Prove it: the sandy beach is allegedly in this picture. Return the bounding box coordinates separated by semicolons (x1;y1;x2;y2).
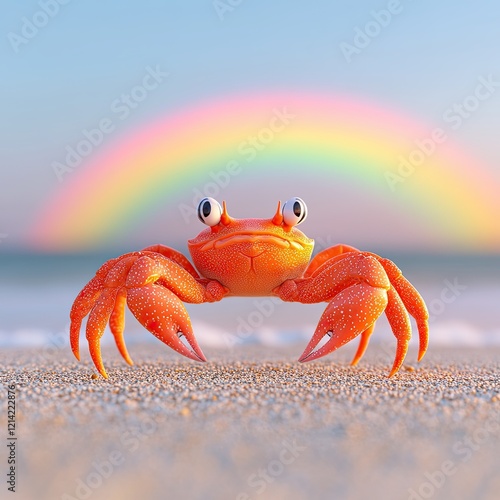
1;344;499;500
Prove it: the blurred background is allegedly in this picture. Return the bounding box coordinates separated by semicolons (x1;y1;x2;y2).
1;0;499;349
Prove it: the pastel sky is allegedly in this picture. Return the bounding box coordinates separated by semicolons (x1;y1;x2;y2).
1;0;499;254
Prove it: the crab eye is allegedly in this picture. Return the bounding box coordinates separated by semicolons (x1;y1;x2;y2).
197;197;222;226
282;197;307;226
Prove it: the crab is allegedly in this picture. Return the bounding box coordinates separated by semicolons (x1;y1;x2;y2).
70;197;429;379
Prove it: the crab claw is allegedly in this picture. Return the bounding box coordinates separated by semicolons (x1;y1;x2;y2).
299;283;388;363
127;284;207;363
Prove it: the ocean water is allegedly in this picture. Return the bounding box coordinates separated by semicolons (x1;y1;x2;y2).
0;252;499;350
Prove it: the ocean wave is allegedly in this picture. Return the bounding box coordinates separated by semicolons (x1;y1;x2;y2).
0;320;499;348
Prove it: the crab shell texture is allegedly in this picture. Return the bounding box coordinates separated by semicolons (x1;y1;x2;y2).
188;214;314;296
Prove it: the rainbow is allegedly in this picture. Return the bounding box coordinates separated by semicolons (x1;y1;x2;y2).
29;91;500;252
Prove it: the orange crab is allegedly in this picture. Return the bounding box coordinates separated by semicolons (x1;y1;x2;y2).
70;197;429;379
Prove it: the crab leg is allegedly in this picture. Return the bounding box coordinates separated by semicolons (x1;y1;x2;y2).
377;258;429;361
70;279;101;361
350;323;375;366
392;276;429;361
109;287;133;366
70;257;120;360
86;288;119;378
142;244;200;278
303;244;359;278
384;286;412;377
